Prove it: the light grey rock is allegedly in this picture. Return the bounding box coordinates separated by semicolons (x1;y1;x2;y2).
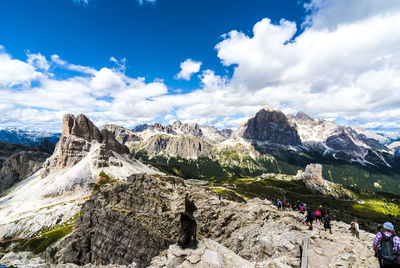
137;134;214;159
0;150;48;193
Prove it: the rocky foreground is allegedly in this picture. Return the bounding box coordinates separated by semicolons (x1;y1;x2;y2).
0;173;379;268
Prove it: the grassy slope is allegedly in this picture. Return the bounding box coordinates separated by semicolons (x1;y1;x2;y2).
0;213;80;254
133;147;400;196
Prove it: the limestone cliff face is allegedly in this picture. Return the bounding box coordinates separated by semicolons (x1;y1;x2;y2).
101;125;141;148
0;142;48;194
296;163;325;187
137;135;214;159
0;150;48;193
62;114;102;142
238;107;302;146
45;114;129;170
172;121;203;138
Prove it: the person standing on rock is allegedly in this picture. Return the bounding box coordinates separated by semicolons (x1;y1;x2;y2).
323;211;332;234
315;209;322;224
277;200;282;211
373;222;400;268
350;219;360;239
305;208;315;230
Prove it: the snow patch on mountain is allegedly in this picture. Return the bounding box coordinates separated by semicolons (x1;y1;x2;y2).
0;142;161;238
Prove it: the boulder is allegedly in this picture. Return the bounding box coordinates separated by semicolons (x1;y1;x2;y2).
149;239;255;268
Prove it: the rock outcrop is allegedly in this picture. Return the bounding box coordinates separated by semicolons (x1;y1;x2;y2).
295;163;325;186
46;173;375;267
62;114;102;142
0;150;48;193
0;141;48;194
102;124;141;148
238;107;302;146
0;251;137;268
45;114;129;170
135;135;214;159
149;239;255;268
172;121;203;138
295;164;356;200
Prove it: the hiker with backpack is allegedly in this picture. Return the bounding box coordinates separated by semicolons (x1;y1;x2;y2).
305;208;315;230
300;205;305;214
315;209;322;224
277;200;282;211
373;222;400;268
350;218;360;239
323;211;333;234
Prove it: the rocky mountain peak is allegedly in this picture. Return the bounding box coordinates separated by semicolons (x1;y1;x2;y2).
48;114;128;169
62;113;102;142
172;120;182;127
263;105;277;112
240;107;302;146
172;121;203;138
295;111;314;122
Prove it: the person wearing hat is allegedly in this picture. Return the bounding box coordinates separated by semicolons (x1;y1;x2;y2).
373;222;400;267
349;218;360;239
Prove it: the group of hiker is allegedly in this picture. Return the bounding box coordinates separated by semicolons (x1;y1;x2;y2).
274;200;333;233
274;199;307;213
304;205;333;234
272;199;400;267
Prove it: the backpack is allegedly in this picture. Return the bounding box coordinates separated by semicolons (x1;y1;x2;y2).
377;232;399;265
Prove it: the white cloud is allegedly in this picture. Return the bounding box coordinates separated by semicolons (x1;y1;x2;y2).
27;52;50;72
2;0;400;131
175;59;202;81
51;54;97;75
0;52;42;88
303;0;400;30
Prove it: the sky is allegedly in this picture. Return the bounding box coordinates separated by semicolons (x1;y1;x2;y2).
0;0;400;132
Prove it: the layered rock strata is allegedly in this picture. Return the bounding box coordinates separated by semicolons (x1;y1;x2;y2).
238;107;302;146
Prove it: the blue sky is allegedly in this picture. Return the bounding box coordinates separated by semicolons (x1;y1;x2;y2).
0;0;307;91
0;0;400;131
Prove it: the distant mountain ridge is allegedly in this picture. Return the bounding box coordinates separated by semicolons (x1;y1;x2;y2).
126;107;398;167
0;128;60;147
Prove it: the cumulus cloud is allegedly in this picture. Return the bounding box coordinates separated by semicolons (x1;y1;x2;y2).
0;51;42;88
211;9;400;129
2;0;400;131
175;59;202;81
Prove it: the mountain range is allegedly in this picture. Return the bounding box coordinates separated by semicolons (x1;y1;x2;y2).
0;109;397;267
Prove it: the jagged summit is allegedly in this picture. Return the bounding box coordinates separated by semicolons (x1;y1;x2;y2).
54;114;128;169
62;114;102;142
263;105;277;112
294;111;315;122
239;107;302;146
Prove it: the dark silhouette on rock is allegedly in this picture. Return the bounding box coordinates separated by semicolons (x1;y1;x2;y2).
178;193;198;248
